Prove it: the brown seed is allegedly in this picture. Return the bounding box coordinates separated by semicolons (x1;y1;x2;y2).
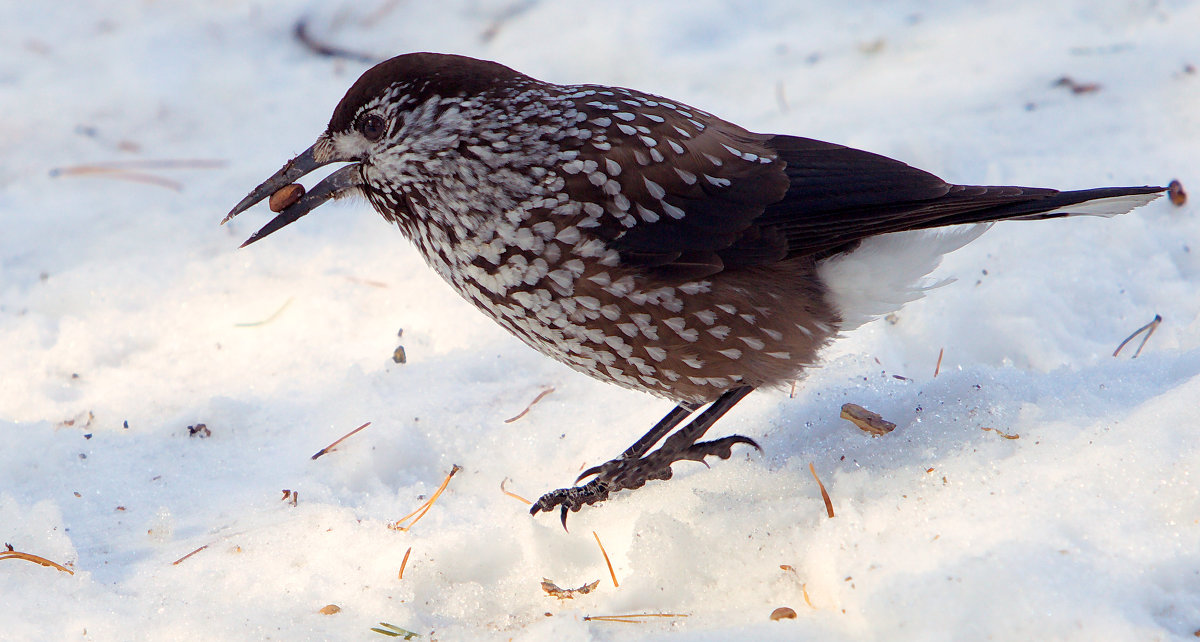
318;604;341;615
1168;179;1187;206
269;183;305;212
770;606;797;621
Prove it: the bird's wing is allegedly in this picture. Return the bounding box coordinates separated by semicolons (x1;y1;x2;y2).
561;91;1157;280
559;87;790;280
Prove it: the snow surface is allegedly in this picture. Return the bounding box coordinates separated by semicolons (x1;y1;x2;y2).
2;1;1199;640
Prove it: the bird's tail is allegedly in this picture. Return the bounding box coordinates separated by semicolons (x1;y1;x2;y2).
902;184;1166;230
940;186;1165;224
817;185;1166;331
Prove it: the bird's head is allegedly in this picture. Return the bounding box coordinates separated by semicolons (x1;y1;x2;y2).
222;53;525;246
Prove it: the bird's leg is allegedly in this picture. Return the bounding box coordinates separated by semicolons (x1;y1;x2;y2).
575;401;701;482
531;386;758;528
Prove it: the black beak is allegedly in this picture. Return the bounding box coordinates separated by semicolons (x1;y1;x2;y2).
222;144;364;247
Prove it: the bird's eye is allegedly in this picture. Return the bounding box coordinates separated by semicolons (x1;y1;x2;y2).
358;114;386;141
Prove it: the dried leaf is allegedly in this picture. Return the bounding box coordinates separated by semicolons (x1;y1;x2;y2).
541;578;600;599
981;427;1019;440
840;403;895;435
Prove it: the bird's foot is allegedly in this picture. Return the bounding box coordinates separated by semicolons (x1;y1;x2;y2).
530;434;760;529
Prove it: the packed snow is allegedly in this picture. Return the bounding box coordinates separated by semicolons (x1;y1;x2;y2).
2;1;1198;640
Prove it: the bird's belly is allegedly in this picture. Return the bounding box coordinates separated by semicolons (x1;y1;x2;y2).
444;257;841;403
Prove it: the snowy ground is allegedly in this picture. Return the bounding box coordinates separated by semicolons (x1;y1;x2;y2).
2;1;1199;640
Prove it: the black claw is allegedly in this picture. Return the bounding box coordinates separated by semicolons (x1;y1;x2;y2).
575;463;606;484
530;387;757;525
681;435;761;463
530;433;762;526
530;478;615;529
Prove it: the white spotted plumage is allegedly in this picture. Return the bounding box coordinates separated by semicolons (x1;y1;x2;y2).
310;55;852;403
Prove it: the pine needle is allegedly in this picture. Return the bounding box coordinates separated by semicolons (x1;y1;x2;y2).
0;549;74;574
389;465;462;531
809;462;834;518
503;386;555;423
369;622;420;638
397;546;412;580
583;613;689;623
593;531;618;588
500;478;532;505
234;297;294;328
1113;314;1162;358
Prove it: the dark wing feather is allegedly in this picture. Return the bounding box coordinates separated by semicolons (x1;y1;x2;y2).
555;85;790;279
559;90;1160;277
763;135;1162;259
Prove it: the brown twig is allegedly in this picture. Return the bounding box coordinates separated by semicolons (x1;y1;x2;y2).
398;546;412;580
500;478;532;505
344;275;389;288
312;421;371;460
1113;314;1162;358
55;159;226;171
504;387;555;423
389;465;462;531
1054;76;1101;94
0;549;74;574
52;167;183;191
50;159;227;192
934;347;944;377
293;17;377;64
361;0;403;25
171;544;209;566
809;462;834;518
593;531;619;588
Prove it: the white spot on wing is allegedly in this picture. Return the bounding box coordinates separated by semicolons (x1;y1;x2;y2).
644;178;666;199
739;336;765;350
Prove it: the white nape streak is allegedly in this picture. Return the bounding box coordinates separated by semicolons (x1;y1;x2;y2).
818;225;989;331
